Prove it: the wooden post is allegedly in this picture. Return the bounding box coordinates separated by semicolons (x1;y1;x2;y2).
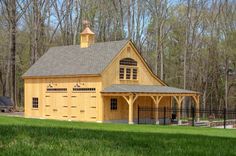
155;106;159;125
177;101;181;125
151;96;163;125
192;95;200;122
128;101;134;124
174;96;184;125
123;94;138;124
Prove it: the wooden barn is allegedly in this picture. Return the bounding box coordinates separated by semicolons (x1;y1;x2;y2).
23;25;200;124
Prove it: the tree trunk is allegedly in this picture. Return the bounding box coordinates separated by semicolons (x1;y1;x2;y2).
31;0;39;65
10;0;17;109
127;0;131;39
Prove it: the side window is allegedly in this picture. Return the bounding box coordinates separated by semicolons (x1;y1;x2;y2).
132;68;137;79
119;67;124;79
110;98;117;110
32;97;39;108
126;68;131;79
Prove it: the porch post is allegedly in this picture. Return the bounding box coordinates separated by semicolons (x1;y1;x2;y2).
174;96;184;125
124;94;138;124
128;101;134;124
151;96;163;125
155;102;159;125
177;101;181;125
193;95;200;122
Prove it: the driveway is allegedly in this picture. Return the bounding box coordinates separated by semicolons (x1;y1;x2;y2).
0;111;24;117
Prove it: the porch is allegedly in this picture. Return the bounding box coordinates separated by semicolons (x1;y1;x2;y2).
101;84;200;124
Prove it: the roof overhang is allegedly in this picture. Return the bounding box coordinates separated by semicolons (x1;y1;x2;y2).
22;74;101;79
101;84;201;96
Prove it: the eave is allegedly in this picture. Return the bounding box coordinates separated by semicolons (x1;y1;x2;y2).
22;74;101;79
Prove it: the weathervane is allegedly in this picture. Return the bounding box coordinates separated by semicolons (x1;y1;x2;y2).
82;20;90;27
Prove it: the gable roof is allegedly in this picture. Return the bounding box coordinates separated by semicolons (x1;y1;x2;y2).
100;41;167;86
101;84;199;94
23;40;129;77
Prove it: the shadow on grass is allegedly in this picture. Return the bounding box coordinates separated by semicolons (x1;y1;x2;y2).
0;125;235;156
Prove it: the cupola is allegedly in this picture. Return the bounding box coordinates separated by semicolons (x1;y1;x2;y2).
80;20;95;48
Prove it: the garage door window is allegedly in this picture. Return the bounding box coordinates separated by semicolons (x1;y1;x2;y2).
47;88;67;92
32;97;38;108
73;88;96;92
110;98;117;110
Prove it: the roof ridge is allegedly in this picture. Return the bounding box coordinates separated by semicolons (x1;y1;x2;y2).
47;39;129;49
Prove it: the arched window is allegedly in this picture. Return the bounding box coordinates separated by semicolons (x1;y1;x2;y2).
119;58;138;80
120;58;137;66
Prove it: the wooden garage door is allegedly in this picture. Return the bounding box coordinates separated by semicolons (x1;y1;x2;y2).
44;93;69;120
70;93;97;121
55;93;69;119
85;94;97;121
70;95;84;120
44;95;53;119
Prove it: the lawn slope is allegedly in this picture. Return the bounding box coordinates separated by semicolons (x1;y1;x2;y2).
0;116;235;156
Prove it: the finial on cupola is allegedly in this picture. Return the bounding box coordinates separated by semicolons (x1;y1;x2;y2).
80;20;95;48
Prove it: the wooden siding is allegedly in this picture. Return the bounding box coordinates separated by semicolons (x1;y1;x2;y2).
24;76;102;121
24;41;172;123
101;42;164;89
103;96;171;122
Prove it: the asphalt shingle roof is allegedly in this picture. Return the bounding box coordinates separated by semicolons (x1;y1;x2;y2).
23;40;129;77
101;84;198;94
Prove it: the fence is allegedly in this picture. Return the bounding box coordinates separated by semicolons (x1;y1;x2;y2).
137;106;236;129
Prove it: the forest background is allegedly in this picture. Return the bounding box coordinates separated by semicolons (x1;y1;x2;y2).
0;0;235;111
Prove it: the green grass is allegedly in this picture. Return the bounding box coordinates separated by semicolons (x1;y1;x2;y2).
0;116;235;156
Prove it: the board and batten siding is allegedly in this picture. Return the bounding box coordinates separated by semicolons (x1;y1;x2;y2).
101;42;164;89
103;96;171;123
24;76;103;121
24;41;170;123
100;41;169;122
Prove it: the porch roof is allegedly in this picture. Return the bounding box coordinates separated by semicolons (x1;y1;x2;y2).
101;84;199;95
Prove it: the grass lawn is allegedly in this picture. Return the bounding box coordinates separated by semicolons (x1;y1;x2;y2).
0;116;235;156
